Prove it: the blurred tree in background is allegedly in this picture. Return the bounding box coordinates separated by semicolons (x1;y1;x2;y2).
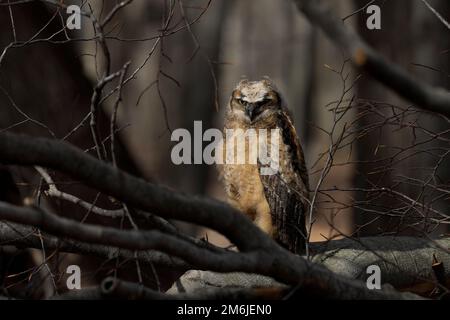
0;0;449;300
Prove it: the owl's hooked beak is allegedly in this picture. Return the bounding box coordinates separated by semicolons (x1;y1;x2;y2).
245;104;258;122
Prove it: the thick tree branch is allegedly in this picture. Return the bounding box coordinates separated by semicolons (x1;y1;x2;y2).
310;236;450;292
4;218;447;293
0;132;429;299
0;221;190;270
0;202;259;273
0;132;271;253
52;277;287;300
292;0;450;116
0;201;423;299
171;237;450;296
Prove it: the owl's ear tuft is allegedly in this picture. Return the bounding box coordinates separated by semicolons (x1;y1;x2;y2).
261;78;279;93
237;78;249;87
261;76;274;85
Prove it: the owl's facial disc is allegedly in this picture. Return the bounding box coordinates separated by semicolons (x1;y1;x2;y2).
237;95;278;122
244;98;271;122
231;80;281;123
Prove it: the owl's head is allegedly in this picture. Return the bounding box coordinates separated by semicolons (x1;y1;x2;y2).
229;79;283;124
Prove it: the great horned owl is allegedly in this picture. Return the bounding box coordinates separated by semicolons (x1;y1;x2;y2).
221;79;309;254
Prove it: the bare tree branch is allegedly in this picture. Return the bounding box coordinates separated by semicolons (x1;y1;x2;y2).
0;127;440;299
420;0;450;30
0;221;190;269
3;218;448;294
52;277;287;300
0;131;271;252
34;166;125;218
292;0;450;116
0;201;255;273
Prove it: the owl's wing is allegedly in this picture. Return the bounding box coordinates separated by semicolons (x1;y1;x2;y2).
259;169;308;254
258;112;309;254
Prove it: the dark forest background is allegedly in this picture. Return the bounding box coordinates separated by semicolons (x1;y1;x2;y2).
0;0;449;298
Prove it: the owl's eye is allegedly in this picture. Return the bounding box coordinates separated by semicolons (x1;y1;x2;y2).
262;98;272;105
237;98;246;105
257;98;272;107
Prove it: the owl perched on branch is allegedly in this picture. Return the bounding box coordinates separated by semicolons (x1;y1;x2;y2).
221;79;310;254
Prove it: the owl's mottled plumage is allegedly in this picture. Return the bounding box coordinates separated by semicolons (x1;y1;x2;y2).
221;79;309;254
